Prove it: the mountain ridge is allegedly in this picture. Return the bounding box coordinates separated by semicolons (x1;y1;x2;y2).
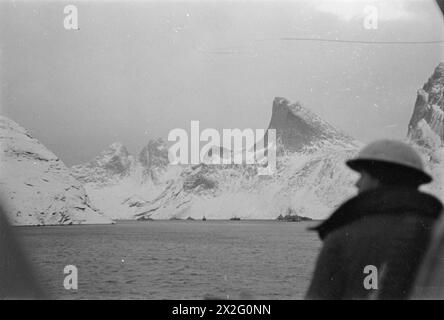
407;62;444;201
267;97;357;152
70;97;360;220
3;63;442;224
408;62;444;149
0;116;113;226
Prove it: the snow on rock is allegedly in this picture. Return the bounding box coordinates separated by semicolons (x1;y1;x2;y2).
407;63;444;201
72;97;360;220
141;144;359;221
71;138;174;220
266;97;356;152
71;142;133;185
138;138;170;183
132;99;360;221
408;63;444;148
0;116;113;225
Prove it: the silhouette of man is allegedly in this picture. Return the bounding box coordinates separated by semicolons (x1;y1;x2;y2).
306;140;443;299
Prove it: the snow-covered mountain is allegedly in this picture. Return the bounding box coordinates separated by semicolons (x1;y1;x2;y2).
0;116;113;226
70;138;178;219
3;64;441;225
267;97;356;151
72;97;360;220
408;63;444;200
130;98;359;220
70;63;444;221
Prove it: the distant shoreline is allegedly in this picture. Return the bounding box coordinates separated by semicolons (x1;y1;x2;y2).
12;218;324;227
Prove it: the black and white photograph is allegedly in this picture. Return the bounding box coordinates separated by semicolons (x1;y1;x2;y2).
0;0;443;307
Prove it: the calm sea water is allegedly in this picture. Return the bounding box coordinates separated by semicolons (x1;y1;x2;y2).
15;220;321;300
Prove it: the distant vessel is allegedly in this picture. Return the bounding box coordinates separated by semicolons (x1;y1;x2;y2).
202;216;207;221
230;217;241;221
276;213;312;222
139;216;154;221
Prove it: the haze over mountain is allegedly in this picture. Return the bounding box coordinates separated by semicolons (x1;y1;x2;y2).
71;96;360;220
1;1;442;166
70;63;444;221
0;64;442;224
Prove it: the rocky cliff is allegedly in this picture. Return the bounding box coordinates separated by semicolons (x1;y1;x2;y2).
408;63;444;200
0;116;112;225
71;97;359;220
408;63;444;148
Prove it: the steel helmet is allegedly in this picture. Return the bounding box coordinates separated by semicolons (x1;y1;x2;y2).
346;139;432;184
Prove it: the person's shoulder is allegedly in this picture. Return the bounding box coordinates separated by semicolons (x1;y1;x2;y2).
322;225;351;248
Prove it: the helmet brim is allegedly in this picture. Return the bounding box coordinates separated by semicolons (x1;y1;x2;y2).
346;158;432;185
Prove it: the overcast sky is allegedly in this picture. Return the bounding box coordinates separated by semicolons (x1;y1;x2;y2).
0;0;443;165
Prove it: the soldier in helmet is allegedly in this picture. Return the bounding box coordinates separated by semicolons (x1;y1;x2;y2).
305;140;443;300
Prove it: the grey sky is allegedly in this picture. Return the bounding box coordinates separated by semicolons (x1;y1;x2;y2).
0;0;443;165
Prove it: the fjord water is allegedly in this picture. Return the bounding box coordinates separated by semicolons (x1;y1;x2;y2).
16;220;321;299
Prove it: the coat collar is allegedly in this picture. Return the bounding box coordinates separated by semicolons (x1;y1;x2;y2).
310;187;443;240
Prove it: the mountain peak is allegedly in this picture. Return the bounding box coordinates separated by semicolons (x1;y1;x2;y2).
108;142;128;153
95;142;132;173
138;138;169;182
71;142;132;183
267;97;355;151
0;115;111;225
0;116;59;162
138;138;169;169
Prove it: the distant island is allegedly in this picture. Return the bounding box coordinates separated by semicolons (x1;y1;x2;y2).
276;210;313;222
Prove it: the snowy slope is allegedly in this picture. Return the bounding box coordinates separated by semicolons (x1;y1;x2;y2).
133;143;358;221
408;63;444;147
71;139;176;219
72;97;360;220
408;63;444;201
267;97;356;151
0;116;113;226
